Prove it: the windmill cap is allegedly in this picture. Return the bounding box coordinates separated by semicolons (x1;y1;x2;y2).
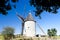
25;12;34;21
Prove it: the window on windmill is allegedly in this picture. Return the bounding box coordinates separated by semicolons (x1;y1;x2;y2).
28;27;29;28
25;30;26;32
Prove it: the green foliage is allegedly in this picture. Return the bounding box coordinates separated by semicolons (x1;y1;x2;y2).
0;0;60;17
2;26;15;40
47;28;57;37
0;0;18;15
30;0;60;17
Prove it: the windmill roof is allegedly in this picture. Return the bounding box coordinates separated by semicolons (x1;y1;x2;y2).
25;12;34;21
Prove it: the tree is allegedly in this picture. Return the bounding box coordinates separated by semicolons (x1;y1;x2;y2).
47;28;57;37
0;0;18;15
2;27;15;40
30;0;60;18
51;28;57;36
47;29;52;37
1;0;60;16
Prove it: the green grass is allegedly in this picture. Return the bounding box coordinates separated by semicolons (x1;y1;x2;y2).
0;35;4;40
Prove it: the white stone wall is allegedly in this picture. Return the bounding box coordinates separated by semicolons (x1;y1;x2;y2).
23;21;35;37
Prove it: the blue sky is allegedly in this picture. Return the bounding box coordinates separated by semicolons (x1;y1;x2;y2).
0;0;60;35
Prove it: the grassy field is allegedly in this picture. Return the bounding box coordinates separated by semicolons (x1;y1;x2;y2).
12;36;60;40
0;35;4;40
0;35;60;40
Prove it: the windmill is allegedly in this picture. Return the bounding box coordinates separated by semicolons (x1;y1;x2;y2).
15;0;45;37
16;12;46;37
16;1;45;36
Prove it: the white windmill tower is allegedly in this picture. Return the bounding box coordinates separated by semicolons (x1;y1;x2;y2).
23;12;36;37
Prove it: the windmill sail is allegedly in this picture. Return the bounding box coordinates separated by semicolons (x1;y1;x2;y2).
16;13;24;35
16;13;24;22
36;22;46;35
